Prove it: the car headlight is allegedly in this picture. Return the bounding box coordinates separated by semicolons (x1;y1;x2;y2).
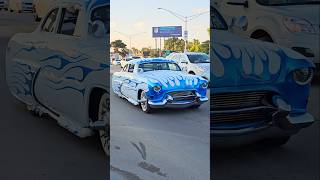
153;85;161;92
283;16;316;34
201;82;208;89
293;68;314;85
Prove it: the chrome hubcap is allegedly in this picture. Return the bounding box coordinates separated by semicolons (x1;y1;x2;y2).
140;91;148;111
98;93;110;155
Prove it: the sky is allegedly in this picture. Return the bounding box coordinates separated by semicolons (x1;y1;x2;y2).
111;0;210;50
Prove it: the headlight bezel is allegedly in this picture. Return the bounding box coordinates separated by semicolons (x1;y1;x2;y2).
153;85;162;92
292;68;314;86
283;16;316;34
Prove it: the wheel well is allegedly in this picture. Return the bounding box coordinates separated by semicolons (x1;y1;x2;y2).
250;30;273;42
189;71;195;75
88;88;106;122
138;89;143;100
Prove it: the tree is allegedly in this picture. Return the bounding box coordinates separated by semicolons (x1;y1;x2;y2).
199;40;210;54
164;38;185;52
187;39;201;52
111;40;127;53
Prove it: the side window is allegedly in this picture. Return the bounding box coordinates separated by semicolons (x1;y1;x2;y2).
58;7;79;36
122;65;128;72
128;64;135;73
42;8;59;32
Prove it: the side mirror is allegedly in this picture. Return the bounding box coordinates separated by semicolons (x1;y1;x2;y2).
230;16;248;31
138;68;144;73
90;20;106;38
181;61;188;64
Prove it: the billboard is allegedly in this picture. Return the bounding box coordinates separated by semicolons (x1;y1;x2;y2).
152;26;182;37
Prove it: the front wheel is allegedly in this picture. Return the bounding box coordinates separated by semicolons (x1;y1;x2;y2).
98;93;110;155
140;90;152;113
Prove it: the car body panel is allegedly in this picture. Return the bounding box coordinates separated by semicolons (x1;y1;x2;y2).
210;5;315;142
6;0;110;137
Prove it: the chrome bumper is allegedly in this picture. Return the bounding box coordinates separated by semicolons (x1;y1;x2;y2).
148;92;208;108
211;112;314;146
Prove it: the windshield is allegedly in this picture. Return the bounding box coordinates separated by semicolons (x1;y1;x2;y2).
187;54;210;63
256;0;320;5
139;62;181;72
210;6;228;30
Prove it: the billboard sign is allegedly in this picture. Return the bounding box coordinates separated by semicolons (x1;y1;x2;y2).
152;26;182;37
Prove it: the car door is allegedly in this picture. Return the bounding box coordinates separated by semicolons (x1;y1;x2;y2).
34;5;88;123
179;54;189;72
120;63;137;100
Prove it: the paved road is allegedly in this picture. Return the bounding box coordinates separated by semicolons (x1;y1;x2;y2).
211;84;319;180
0;11;108;180
110;65;210;179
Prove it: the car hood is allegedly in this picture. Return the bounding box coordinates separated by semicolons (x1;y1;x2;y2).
139;70;205;89
110;126;209;180
194;62;210;72
269;5;320;25
211;30;314;88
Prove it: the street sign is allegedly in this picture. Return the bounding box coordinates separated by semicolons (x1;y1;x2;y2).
152;26;182;37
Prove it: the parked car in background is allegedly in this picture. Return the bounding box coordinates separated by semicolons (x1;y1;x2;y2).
120;56;141;68
112;58;208;113
33;0;57;21
211;5;315;147
9;0;34;12
0;0;9;10
6;0;110;155
167;52;210;81
214;0;320;72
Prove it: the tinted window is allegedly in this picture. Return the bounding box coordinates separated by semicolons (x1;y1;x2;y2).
211;6;228;30
139;62;181;72
128;64;135;73
42;8;59;32
58;8;79;36
187;54;210;63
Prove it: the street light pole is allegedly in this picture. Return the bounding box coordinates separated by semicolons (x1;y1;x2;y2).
157;8;209;52
114;30;146;50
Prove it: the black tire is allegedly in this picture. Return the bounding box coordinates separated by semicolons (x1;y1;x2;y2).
140;90;152;113
259;136;290;147
98;93;110;156
189;71;196;75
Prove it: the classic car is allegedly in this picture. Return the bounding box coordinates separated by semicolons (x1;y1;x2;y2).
214;0;320;73
112;58;209;113
6;0;110;154
167;52;210;81
210;4;315;146
9;0;34;12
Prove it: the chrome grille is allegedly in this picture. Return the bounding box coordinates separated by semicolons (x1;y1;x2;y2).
211;110;267;123
211;91;272;110
168;91;196;102
169;91;195;97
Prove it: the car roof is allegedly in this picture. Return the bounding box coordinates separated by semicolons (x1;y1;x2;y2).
128;58;175;65
168;52;208;56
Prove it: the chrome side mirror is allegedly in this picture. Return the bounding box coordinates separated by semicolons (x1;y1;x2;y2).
231;16;248;31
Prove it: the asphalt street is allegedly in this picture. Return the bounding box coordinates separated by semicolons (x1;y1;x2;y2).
110;65;210;179
0;11;108;180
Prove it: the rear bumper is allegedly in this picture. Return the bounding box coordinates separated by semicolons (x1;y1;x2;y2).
149;92;208;108
211;112;314;147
